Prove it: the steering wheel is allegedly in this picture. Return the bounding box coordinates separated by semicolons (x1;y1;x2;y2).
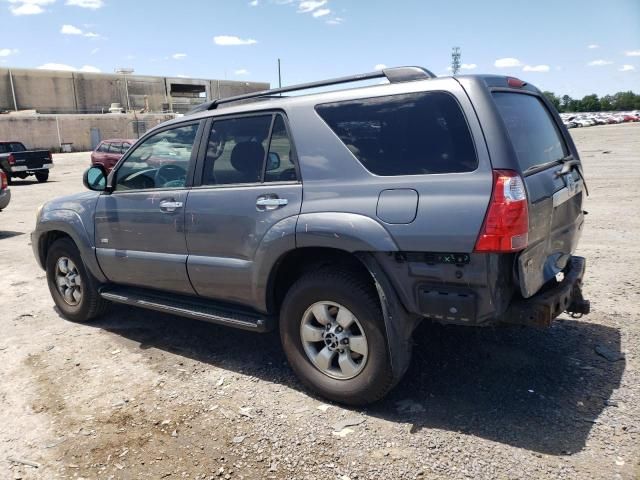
155;164;187;187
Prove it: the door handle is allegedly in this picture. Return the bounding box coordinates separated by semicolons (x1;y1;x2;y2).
256;196;288;210
159;200;183;213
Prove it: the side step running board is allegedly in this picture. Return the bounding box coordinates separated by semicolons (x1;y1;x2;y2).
99;286;274;333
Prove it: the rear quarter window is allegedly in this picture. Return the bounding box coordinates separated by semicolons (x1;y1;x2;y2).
315;91;477;176
493;92;568;172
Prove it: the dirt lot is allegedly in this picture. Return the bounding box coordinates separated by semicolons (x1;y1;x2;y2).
1;123;639;480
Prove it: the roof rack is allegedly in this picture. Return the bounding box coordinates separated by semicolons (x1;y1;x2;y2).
187;66;436;115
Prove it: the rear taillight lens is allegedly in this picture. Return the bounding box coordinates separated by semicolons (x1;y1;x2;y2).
0;171;7;190
7;153;15;165
474;169;529;252
47;151;52;161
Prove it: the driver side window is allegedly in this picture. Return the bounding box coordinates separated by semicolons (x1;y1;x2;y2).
114;123;199;191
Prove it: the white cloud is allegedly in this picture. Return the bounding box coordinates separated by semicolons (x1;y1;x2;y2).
461;63;477;70
234;69;249;75
312;7;330;17
60;24;100;37
587;44;599;49
298;0;326;13
213;35;257;46
0;48;19;57
619;64;635;71
61;24;83;34
90;47;99;55
494;57;522;68
625;50;640;57
65;0;104;8
172;53;187;60
326;16;343;25
8;0;55;15
587;59;613;66
37;62;101;72
374;64;387;71
522;64;550;72
249;0;258;5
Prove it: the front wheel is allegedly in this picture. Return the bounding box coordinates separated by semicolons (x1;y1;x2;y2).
280;268;395;405
46;237;108;322
35;171;49;183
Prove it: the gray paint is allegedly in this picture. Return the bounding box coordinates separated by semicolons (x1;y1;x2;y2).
376;189;418;224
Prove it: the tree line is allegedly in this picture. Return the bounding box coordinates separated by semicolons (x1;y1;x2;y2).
542;90;640;113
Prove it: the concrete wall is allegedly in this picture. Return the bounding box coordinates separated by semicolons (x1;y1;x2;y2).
0;67;269;114
0;113;176;151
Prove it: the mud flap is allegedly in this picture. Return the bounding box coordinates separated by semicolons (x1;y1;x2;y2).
356;253;419;386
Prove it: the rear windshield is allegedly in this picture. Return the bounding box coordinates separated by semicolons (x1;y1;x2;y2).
0;142;26;153
316;91;477;176
493;92;568;172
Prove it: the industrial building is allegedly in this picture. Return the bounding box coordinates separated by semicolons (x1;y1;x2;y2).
0;67;269;114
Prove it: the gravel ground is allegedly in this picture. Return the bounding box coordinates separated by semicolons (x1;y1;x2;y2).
1;123;639;480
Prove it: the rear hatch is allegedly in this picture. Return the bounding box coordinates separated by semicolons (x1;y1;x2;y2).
493;92;585;298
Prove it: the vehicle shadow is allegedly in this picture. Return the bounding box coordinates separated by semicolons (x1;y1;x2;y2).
0;230;25;239
88;307;623;456
8;180;58;186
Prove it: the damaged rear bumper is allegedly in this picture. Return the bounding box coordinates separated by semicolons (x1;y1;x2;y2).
500;256;589;327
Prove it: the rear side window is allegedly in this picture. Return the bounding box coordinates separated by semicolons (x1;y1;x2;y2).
108;142;123;154
316;92;477;176
97;142;109;152
493;92;568;172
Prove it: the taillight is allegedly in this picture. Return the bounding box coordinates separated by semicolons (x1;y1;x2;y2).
47;151;52;161
0;171;7;190
8;153;15;165
474;170;529;252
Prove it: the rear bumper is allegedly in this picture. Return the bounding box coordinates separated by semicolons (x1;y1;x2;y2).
499;256;588;327
11;163;53;173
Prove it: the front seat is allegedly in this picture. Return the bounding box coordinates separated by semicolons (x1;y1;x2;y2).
230;141;265;184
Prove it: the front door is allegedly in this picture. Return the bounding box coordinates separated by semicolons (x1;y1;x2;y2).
185;113;302;308
95;121;202;294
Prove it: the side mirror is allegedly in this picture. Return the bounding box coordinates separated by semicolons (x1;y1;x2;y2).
266;152;281;171
83;165;108;191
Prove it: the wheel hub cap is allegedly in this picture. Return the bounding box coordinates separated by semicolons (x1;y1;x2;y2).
54;257;83;306
300;301;369;380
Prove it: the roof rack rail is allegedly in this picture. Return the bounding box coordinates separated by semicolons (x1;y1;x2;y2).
187;66;436;115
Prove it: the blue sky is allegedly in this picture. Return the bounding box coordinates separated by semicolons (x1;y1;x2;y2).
0;0;638;97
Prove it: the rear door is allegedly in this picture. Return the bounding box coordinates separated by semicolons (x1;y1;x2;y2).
185;113;302;308
492;92;585;298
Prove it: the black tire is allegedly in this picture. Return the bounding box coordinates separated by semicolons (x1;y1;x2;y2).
35;171;49;183
46;237;108;322
280;268;394;405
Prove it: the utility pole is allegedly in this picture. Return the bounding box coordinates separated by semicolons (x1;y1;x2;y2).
277;58;282;89
115;67;134;111
451;47;461;75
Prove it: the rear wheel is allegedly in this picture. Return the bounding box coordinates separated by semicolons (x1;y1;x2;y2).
35;171;49;183
280;268;394;405
46;237;107;322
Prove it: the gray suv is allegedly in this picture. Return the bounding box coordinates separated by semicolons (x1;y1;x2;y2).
32;67;590;405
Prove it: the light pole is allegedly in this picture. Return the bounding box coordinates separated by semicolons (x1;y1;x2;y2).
115;67;134;112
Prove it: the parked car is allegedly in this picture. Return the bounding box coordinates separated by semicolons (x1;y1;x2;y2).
0;141;53;183
91;139;136;172
0;171;10;211
32;67;590;405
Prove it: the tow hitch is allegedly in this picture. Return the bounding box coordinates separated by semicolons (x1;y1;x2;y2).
567;283;590;318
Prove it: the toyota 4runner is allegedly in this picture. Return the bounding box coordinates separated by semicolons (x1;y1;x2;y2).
32;67;590;405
